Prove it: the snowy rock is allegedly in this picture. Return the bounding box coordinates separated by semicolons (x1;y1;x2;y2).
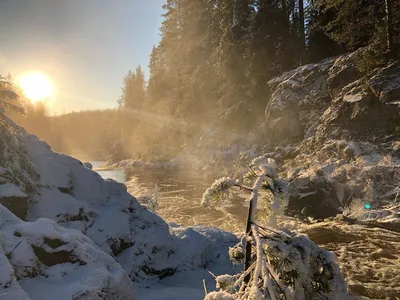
326;49;364;96
83;162;93;169
266;49;400;145
286;174;343;219
0;183;28;220
0;204;138;300
24;135;73;193
0;183;27;199
263;49;400;226
265;57;335;143
368;61;400;104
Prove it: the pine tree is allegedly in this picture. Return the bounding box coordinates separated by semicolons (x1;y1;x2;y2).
298;0;306;64
385;0;394;53
306;0;344;63
118;66;146;110
0;75;24;115
315;0;399;52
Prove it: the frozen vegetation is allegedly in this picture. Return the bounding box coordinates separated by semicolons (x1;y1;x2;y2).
201;158;348;299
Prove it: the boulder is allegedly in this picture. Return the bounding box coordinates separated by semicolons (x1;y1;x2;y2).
0;183;28;220
286;175;343;219
0;204;138;300
266;49;400;146
265;57;335;143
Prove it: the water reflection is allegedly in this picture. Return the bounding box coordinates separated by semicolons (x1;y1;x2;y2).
91;161;126;183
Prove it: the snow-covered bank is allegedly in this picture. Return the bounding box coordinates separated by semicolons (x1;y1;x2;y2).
0;115;240;299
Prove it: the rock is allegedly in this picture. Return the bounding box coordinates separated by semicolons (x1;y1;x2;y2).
265;57;335;143
0;183;28;220
0;204;139;299
286;175;342;219
266;49;400;146
368;61;400;104
326;49;364;97
83;162;93;169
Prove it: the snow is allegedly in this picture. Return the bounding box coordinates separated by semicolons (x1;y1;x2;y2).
0;204;138;300
0;183;27;198
0;249;31;300
204;291;234;300
201;177;238;207
0;117;244;300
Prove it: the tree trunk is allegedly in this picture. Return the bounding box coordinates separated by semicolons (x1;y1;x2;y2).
244;198;254;284
385;0;394;53
243;170;267;283
298;0;305;65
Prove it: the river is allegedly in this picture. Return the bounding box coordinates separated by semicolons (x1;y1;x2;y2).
91;161;249;233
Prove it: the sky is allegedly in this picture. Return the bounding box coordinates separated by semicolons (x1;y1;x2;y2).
0;0;165;114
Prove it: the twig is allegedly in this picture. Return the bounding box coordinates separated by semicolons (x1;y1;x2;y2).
208;270;216;278
234;261;256;287
6;241;22;258
254;222;291;238
247;163;258;177
265;264;290;300
234;183;253;192
203;279;208;296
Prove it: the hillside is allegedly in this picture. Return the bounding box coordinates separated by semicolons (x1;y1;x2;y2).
0;114;239;299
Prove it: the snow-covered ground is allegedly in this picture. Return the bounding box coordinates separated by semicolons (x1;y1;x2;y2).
0;116;241;300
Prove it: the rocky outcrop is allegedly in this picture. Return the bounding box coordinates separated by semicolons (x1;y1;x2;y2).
0;204;138;300
264;50;400;219
265;49;400;144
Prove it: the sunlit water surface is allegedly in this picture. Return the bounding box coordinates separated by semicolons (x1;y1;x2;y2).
91;161;248;233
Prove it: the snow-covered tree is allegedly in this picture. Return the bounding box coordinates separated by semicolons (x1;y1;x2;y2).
0;75;25;115
202;157;349;299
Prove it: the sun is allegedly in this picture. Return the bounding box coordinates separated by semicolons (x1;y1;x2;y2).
18;72;53;102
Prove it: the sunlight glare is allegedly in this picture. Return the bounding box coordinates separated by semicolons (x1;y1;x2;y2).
18;72;53;102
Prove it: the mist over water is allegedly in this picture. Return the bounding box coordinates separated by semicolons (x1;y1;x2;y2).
92;162;248;233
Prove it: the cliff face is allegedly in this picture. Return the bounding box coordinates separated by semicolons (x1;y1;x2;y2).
264;50;400;221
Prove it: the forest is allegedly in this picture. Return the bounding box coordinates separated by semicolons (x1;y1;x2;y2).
9;0;400;163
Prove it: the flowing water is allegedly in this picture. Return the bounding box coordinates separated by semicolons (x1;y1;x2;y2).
91;162;400;299
91;161;248;232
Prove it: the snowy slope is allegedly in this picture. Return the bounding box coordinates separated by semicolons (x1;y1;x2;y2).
0;115;239;299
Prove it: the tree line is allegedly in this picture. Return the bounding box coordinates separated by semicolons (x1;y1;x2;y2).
117;0;399;159
6;0;398;163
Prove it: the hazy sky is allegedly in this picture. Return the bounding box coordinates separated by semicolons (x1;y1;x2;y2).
0;0;165;114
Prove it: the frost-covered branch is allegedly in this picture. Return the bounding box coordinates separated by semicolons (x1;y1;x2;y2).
203;158;349;299
205;226;349;300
